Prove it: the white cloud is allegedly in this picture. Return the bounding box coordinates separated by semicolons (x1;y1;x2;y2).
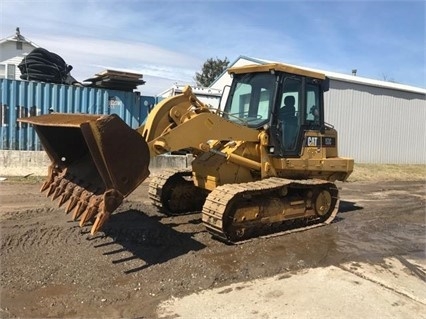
38;35;199;67
1;0;424;92
30;35;201;94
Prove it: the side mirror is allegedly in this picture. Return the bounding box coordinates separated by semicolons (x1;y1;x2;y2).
322;77;330;92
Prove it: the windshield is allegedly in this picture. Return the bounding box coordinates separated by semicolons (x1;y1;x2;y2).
223;72;276;128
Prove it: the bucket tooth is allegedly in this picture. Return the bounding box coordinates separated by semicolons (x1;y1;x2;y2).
46;184;57;198
58;182;75;207
91;212;110;235
40;180;52;193
89;189;124;234
78;206;91;226
58;191;72;208
52;179;68;200
72;201;87;221
65;197;79;214
40;165;58;193
52;187;64;201
79;196;102;225
79;206;99;226
45;170;65;198
65;186;85;214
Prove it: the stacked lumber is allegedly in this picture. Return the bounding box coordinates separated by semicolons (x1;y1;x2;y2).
84;69;145;91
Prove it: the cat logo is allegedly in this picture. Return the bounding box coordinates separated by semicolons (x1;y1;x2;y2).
307;136;318;147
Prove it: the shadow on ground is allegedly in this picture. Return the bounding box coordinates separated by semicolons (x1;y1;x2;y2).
87;209;206;274
84;200;363;273
339;200;363;214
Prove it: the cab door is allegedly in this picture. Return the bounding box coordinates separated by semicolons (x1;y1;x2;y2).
270;75;325;157
279;77;302;153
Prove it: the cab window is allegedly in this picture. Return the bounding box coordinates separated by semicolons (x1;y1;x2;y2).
224;72;276;128
306;84;320;124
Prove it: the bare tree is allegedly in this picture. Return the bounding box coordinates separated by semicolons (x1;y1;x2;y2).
381;73;397;83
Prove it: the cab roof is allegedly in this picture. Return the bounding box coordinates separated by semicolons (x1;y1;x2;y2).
228;63;326;80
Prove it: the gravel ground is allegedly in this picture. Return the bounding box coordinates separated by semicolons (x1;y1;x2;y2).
0;177;425;318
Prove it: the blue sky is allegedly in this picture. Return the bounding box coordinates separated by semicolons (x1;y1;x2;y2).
1;0;425;95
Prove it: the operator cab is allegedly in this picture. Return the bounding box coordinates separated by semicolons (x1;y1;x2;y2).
223;63;329;157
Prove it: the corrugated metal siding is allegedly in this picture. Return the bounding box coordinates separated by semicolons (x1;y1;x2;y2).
0;78;151;150
325;80;426;164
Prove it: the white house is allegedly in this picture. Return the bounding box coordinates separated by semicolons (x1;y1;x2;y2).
210;56;426;164
0;28;39;80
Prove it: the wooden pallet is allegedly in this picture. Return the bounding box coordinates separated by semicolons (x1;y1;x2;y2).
84;69;145;91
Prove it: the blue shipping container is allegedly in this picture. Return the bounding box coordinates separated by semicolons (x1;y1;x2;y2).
0;78;153;150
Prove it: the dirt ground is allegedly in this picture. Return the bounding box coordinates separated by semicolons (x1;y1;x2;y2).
0;172;425;318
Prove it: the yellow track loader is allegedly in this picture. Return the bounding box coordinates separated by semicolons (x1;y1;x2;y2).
19;63;353;243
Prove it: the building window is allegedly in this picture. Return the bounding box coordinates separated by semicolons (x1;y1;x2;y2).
16;41;23;50
7;65;16;79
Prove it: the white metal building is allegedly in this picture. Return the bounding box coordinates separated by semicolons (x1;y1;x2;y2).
210;56;426;164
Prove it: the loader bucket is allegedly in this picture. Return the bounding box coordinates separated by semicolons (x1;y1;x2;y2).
18;113;150;234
